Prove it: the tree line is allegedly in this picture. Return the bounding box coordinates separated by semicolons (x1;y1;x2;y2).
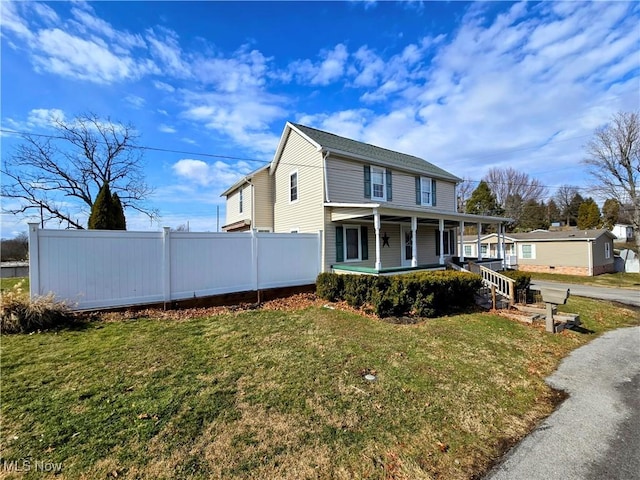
1;111;638;250
459;170;628;232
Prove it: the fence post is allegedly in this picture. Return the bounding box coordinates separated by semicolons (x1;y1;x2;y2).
28;222;40;299
251;229;259;291
317;230;323;274
162;227;171;309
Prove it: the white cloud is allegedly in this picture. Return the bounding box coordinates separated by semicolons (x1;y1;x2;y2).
171;159;254;188
159;124;177;134
124;94;145;108
153;80;175;93
145;27;191;79
307;1;639;190
289;43;349;85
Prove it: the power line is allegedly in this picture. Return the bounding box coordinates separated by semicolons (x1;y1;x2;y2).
0;127;599;193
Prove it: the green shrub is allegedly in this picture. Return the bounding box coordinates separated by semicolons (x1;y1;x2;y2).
501;270;531;291
316;272;344;301
1;280;76;334
317;271;483;319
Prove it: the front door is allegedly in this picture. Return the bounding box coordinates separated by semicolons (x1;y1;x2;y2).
401;226;413;267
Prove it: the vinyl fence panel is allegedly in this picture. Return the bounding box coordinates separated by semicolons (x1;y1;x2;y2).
28;224;321;310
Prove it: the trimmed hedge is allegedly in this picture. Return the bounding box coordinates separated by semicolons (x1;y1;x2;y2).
316;271;483;318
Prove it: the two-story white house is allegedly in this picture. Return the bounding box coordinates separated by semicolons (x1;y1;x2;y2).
221;122;510;273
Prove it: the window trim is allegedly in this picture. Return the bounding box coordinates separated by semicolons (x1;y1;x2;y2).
519;243;536;259
604;242;611;259
420;176;433;206
289;170;298;203
464;244;472;257
370;166;386;201
343;224;362;262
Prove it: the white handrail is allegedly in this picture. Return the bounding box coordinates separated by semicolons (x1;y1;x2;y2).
477;265;515;305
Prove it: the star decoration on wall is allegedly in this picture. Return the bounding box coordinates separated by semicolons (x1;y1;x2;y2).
382;232;390;247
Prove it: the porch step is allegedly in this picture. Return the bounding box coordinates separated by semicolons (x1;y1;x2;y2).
475;291;510;310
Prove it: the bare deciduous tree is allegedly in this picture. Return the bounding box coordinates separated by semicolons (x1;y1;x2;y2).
456;177;474;213
583;111;640;249
483;167;547;206
553;184;580;226
1;113;157;229
482;167;547;228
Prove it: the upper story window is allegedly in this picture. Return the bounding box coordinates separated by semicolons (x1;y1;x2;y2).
239;187;243;213
364;165;392;201
290;171;298;202
371;167;385;200
416;177;436;206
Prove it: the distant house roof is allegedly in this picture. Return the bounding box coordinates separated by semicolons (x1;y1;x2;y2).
463;229;616;242
270;122;461;182
220;165;269;197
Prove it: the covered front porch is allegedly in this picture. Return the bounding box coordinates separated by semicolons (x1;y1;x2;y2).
327;203;511;274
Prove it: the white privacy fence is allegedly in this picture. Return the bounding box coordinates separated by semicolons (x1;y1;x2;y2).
28;224;322;310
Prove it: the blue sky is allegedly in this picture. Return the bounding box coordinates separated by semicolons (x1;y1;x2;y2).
1;0;638;237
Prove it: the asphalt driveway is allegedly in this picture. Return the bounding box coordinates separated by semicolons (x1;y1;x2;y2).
484;326;640;480
531;280;640;307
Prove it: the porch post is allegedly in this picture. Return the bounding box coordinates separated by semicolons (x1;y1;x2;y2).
477;223;482;260
459;220;465;261
498;223;505;269
439;218;445;264
411;216;418;267
374;209;382;270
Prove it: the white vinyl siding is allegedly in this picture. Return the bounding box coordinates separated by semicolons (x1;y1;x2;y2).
273;129;325;235
326;156;457;210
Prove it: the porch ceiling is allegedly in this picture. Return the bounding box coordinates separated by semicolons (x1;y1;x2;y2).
326;203;510;225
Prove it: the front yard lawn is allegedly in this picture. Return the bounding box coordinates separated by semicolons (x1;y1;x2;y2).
1;297;638;479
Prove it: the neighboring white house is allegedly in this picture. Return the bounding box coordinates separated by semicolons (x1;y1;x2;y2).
611;224;633;243
221;122;511;273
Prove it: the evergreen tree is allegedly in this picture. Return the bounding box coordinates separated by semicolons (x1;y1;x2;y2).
566;193;585;226
518;200;550;231
601;198;620;230
466;181;503;216
546;199;561;225
577;198;601;230
112;192;127;230
88;183;126;230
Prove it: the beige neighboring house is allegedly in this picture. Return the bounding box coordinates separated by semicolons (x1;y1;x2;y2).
463;229;616;276
221;122;510;273
221;165;273;232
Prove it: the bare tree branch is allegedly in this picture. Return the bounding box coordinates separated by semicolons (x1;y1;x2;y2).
1;113;158;229
583;111;640;248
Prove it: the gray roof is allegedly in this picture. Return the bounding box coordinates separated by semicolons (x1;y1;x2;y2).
291;123;461;182
463;229;616;242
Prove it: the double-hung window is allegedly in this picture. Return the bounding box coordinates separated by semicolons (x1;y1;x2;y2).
290;171;298;202
371;167;386;200
520;244;535;259
420;177;432;205
239;187;243;213
415;177;436;206
364;165;392;201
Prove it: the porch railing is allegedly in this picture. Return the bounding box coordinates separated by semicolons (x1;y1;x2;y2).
449;261;516;306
